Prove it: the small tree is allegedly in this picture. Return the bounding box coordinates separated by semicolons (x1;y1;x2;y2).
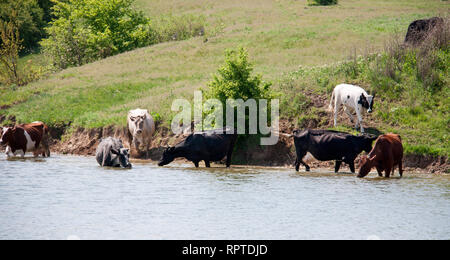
0;11;23;86
203;48;273;136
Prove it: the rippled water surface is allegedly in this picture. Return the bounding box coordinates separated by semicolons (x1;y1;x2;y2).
0;155;449;240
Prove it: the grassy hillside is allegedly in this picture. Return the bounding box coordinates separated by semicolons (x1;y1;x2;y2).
0;0;449;156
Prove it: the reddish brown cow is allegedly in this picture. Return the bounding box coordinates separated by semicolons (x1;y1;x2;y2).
1;121;50;158
358;134;403;178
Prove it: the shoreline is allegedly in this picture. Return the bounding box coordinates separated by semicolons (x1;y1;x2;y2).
37;125;450;174
1;123;448;174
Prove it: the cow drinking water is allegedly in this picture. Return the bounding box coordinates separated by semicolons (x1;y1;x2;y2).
127;108;155;158
293;129;377;173
158;128;237;168
329;84;375;133
95;137;132;168
358;134;404;178
0;121;51;158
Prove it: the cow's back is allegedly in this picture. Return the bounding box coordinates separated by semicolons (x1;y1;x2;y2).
294;129;353;161
19;122;48;149
373;134;403;164
185;131;235;161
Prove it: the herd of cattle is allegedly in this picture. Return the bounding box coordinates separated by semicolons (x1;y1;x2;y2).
0;84;404;178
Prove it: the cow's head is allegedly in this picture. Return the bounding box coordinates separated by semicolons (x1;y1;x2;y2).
158;147;176;166
111;148;132;169
129;114;147;137
0;127;12;145
358;155;377;178
358;94;375;113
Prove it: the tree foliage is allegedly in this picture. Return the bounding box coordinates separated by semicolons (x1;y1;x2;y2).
203;48;273;133
41;0;154;69
0;11;23;86
0;0;48;53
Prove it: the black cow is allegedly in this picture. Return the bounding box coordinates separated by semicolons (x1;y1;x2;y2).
158;129;237;168
293;129;377;173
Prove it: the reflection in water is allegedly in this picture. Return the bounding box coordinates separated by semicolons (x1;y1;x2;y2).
0;155;449;240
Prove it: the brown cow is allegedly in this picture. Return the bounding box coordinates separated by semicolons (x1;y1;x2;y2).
0;121;50;158
358;134;403;178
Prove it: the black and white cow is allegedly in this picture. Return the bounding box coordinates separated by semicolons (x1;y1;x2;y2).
329;84;375;133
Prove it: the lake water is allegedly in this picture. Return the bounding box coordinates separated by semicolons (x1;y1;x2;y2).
0;154;449;240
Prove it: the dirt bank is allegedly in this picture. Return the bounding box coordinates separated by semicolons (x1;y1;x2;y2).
44;123;448;174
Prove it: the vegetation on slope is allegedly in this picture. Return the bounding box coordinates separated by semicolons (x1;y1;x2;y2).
0;0;449;157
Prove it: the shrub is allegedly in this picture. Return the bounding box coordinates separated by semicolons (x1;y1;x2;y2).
203;48;273;134
41;0;153;69
41;0;206;69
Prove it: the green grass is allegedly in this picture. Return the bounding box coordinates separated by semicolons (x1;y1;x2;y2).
0;0;449;157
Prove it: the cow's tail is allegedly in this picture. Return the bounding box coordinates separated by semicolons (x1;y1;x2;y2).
327;90;335;112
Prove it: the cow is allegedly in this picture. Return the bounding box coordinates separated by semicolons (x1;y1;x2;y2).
0;121;50;158
158;128;237;168
404;17;444;45
358;134;403;178
328;84;375;133
293;129;377;173
127;108;155;158
95;137;132;168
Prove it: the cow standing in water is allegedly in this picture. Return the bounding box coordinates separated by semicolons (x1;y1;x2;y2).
292;129;377;173
158;128;237;168
0;121;51;158
329;84;375;133
358;134;404;178
127;109;155;158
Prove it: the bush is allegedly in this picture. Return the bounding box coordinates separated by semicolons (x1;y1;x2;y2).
41;0;153;69
203;48;273;134
0;0;47;53
41;0;206;69
308;0;338;6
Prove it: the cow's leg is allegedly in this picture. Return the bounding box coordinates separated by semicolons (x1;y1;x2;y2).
5;146;12;158
18;149;25;158
344;107;355;124
204;160;211;168
335;161;342;173
384;167;392;178
193;161;200;168
376;166;383;177
334;103;339;127
300;159;310;172
398;161;403;177
295;150;310;172
133;138;140;155
348;161;356;173
226;146;234;168
356;108;364;133
295;158;310;172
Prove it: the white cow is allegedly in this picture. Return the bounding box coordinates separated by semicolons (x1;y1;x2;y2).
127;108;155;158
328;84;374;133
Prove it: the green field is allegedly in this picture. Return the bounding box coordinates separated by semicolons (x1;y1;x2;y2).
0;0;449;156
